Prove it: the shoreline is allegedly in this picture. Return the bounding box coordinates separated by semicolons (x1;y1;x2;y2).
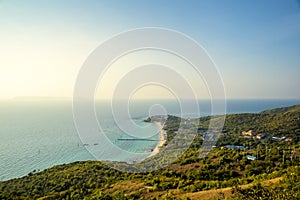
149;121;167;157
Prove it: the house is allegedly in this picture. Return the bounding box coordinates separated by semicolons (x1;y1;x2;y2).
256;134;265;139
242;130;256;136
247;155;257;160
272;136;289;142
285;136;292;142
225;145;245;151
272;136;280;141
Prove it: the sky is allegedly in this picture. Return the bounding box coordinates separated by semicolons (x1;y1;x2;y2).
0;0;300;99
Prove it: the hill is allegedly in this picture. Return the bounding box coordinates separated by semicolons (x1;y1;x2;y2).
0;104;300;199
259;104;300;114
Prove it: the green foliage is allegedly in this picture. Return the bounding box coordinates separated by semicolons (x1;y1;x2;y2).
260;104;300;114
229;166;300;200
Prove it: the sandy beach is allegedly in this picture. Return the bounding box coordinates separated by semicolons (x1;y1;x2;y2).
149;121;167;157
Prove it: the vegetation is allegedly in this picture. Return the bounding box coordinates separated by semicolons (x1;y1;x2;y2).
0;104;299;199
230;166;300;200
259;104;300;114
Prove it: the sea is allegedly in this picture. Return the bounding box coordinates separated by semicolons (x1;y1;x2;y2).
0;99;299;181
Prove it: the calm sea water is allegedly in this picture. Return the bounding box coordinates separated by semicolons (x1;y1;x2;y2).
0;99;299;181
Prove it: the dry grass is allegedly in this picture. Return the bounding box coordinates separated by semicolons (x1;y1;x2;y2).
179;177;283;200
103;177;283;199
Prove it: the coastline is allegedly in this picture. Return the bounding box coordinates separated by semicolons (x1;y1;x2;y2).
149;121;167;157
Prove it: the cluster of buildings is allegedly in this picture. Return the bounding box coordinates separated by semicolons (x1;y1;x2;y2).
242;130;265;139
222;145;257;161
220;130;294;162
242;129;293;142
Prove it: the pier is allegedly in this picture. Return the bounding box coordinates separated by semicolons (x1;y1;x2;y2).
117;138;159;141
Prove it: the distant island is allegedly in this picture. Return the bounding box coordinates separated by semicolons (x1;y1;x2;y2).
0;104;299;199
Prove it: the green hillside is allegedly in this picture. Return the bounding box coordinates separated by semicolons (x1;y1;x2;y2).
1;105;300;200
260;104;300;114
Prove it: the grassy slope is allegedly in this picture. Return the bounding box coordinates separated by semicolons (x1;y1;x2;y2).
180;177;283;200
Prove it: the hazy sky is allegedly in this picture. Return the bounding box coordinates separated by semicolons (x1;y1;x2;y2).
1;0;300;99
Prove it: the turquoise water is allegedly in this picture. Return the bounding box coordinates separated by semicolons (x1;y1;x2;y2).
0;99;300;181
